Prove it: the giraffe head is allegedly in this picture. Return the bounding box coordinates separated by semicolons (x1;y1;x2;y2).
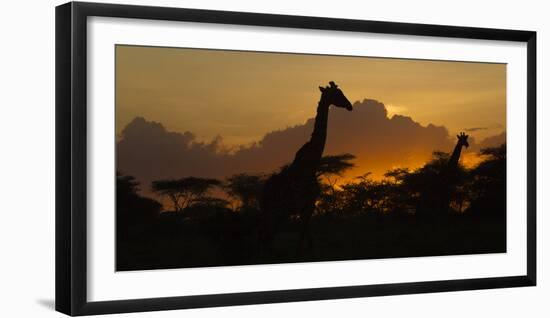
457;132;469;148
319;81;353;111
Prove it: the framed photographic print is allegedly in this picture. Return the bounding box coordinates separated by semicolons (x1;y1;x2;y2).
55;1;536;316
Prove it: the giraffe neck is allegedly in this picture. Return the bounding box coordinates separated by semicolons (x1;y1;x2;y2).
310;99;330;154
290;98;330;171
448;142;463;169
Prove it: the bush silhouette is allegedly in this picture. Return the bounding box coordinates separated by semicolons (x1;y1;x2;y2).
116;143;506;270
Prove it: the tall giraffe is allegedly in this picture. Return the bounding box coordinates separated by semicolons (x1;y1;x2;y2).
439;132;469;214
259;81;353;256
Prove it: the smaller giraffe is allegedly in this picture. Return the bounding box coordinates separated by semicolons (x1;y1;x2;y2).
439;132;469;214
447;132;469;172
416;132;469;217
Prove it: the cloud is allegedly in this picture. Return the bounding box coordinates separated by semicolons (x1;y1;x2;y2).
465;127;488;132
477;131;506;149
384;104;408;117
117;99;504;199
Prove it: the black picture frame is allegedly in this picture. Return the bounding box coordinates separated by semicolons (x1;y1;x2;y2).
55;1;537;316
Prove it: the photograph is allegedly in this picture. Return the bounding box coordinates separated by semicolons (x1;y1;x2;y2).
115;45;507;271
0;0;543;316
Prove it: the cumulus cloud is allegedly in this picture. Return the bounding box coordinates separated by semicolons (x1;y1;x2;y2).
117;99;505;198
475;131;506;150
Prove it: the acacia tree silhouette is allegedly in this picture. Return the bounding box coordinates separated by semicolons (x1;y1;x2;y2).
116;172;162;270
259;81;353;257
225;173;265;211
151;177;221;213
467;144;506;217
117;172;162;222
314;154;357;216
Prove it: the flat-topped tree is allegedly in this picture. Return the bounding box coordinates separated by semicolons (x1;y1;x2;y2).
151;177;221;213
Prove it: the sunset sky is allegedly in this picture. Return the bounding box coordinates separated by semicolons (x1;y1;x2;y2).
115;45;507;197
116;45;505;146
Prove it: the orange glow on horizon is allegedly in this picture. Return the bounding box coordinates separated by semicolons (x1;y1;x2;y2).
116;45;505;205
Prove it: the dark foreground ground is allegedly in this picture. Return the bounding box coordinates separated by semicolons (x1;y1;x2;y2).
116;211;506;271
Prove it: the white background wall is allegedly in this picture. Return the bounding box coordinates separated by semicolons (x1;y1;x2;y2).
0;0;547;316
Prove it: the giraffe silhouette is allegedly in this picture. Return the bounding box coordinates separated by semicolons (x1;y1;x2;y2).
416;132;469;218
447;132;469;172
258;81;353;257
439;132;469;213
